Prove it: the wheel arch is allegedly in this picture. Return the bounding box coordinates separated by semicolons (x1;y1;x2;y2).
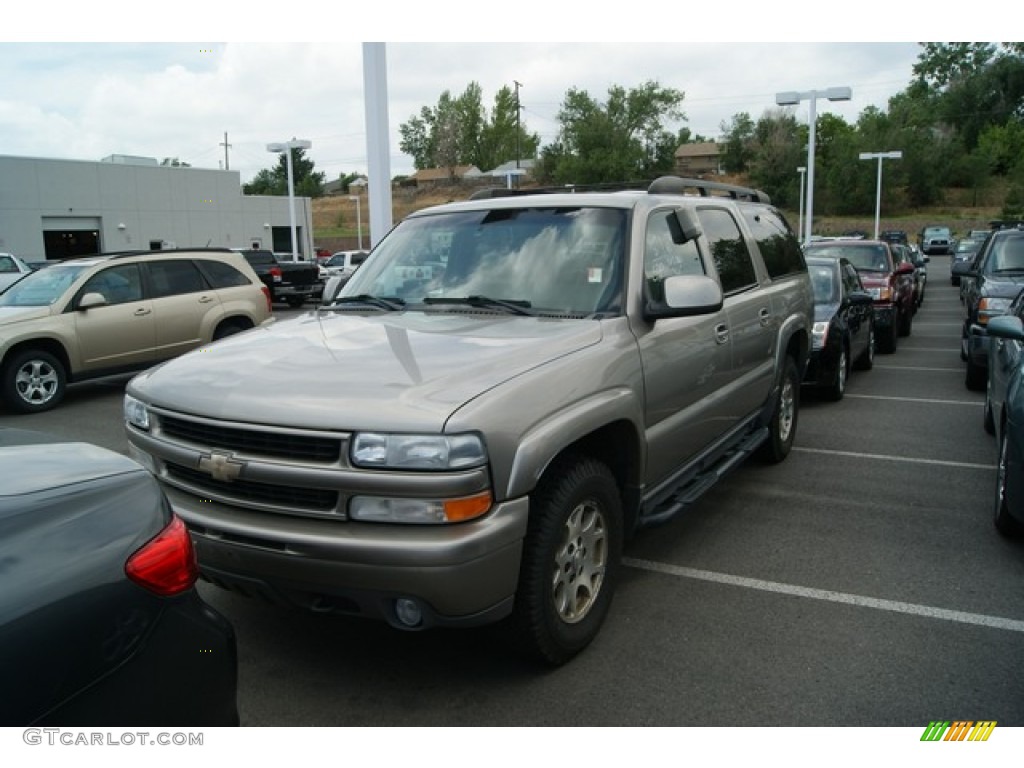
1;338;72;381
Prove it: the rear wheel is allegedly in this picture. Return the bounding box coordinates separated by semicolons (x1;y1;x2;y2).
512;454;623;666
758;356;799;463
994;429;1024;537
898;303;913;336
965;356;986;391
2;349;66;414
984;388;996;435
879;321;898;354
285;296;306;308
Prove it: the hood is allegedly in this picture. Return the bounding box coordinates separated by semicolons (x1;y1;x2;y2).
0;305;53;326
981;274;1024;298
129;310;604;432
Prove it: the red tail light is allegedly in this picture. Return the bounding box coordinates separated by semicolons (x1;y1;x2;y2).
261;285;272;312
125;515;198;597
269;266;283;282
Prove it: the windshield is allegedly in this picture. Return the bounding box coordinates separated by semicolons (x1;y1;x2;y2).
986;234;1024;273
0;264;88;306
805;244;890;271
340;206;627;317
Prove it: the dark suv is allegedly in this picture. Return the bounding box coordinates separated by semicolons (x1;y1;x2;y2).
961;226;1024;390
803;239;915;353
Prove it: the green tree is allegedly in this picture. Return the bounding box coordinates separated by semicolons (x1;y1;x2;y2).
242;147;325;198
719;112;756;174
398;83;541;173
745;110;803;208
536;81;685;185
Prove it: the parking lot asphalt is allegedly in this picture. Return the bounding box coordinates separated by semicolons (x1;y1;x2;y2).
3;268;1023;727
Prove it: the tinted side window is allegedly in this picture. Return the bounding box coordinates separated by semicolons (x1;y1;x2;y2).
698;208;757;294
644;209;705;304
739;207;805;279
79;264;143;305
197;259;251;288
147;260;207;298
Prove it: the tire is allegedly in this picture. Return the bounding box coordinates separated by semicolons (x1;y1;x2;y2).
984;387;996;436
823;345;848;402
879;322;898;354
965;356;986;391
285;296;306;308
213;321;249;341
2;349;66;414
512;454;623;666
898;304;913;337
994;428;1024;537
758;356;800;464
854;324;875;371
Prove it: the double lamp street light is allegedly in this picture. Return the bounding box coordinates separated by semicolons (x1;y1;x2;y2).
776;86;852;246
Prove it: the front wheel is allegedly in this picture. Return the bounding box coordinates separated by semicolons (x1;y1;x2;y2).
2;349;67;414
512;455;623;666
854;324;875;371
758;356;800;464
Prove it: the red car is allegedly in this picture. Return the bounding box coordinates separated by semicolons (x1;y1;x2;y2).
803;239;916;353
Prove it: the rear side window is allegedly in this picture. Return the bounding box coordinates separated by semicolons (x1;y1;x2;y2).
698;207;757;294
197;258;252;288
740;207;805;279
146;260;207;298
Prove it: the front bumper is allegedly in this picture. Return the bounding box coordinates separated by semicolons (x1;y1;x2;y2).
165;485;528;629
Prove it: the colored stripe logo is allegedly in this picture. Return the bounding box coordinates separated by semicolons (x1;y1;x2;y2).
921;721;997;741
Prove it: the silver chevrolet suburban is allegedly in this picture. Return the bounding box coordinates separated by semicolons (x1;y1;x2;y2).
124;177;813;665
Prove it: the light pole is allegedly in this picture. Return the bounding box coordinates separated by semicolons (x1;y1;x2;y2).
859;150;903;240
797;165;807;240
776;87;852;246
348;195;363;251
266;138;312;262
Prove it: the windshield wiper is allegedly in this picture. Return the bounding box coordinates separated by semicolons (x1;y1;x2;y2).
422;295;535;316
322;294;406;311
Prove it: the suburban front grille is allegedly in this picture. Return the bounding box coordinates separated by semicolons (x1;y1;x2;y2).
167;462;340;512
159;415;342;462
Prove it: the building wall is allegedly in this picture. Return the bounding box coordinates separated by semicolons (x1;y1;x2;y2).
0;155;312;260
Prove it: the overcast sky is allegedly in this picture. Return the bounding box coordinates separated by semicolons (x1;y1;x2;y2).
3;7;1000;185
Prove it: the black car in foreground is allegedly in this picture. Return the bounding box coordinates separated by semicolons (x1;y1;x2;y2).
0;427;238;726
803;256;876;400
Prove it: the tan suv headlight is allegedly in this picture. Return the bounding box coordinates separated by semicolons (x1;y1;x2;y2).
350;432;487;470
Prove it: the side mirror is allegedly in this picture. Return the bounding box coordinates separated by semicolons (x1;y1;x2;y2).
669;208;702;244
645;274;723;320
987;314;1024;341
77;292;108;310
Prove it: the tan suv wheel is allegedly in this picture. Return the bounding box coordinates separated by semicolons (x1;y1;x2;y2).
3;349;66;414
512;454;622;666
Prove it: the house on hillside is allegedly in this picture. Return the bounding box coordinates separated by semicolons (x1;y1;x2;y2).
411;165;483;187
674;142;721;177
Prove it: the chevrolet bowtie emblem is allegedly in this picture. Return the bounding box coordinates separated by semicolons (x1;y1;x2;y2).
198;451;244;483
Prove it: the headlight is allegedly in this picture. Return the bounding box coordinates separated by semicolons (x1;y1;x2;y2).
124;395;150;430
978;297;1012;325
866;287;881;300
811;321;829;350
350;432;487;470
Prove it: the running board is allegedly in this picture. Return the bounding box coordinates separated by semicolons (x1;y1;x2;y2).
638;426;769;528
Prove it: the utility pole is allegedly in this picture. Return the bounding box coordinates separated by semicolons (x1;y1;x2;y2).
514;80;522;171
220;132;231;171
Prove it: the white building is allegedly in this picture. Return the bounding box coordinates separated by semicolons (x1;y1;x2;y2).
0;154;314;262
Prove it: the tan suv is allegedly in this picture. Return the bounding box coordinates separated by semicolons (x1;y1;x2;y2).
0;248;272;413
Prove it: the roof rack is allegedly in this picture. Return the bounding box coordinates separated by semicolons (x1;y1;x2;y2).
647;175;770;204
468;179;651;201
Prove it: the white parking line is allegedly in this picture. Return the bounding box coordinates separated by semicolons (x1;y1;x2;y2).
623;557;1024;633
842;393;983;406
793;446;994;470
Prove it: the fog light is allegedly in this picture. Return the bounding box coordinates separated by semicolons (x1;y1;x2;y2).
395;598;423;628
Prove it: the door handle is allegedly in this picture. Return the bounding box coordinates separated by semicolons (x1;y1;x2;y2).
133;307;151;317
198;295;214;304
758;308;771;327
715;324;729;345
